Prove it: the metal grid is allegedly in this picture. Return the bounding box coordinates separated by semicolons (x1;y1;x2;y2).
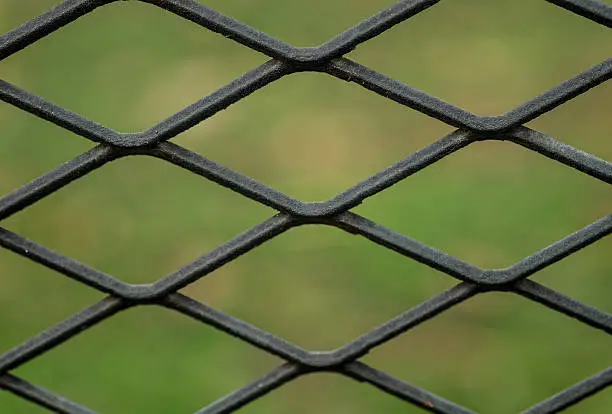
0;0;610;412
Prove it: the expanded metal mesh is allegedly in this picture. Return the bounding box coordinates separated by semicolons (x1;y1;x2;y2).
0;0;611;412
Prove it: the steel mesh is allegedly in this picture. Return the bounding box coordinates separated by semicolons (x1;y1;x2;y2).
0;0;611;413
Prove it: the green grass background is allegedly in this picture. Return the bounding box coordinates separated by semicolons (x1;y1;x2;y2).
0;0;611;412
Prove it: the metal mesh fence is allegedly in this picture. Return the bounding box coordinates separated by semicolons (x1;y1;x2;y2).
0;0;611;412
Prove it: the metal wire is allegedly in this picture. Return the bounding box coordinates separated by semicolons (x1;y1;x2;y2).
0;0;610;412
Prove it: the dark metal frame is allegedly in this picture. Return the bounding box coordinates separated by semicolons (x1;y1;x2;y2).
0;0;610;412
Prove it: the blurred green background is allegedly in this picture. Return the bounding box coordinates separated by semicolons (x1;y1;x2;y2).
0;0;611;413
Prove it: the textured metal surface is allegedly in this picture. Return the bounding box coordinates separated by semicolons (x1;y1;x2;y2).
0;0;611;413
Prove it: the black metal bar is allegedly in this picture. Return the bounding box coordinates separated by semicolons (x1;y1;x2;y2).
342;362;477;414
0;227;130;295
0;374;97;414
547;0;612;27
330;283;479;364
0;0;110;60
0;145;118;220
502;216;612;282
163;293;312;365
507;127;612;185
0;0;609;412
0;80;123;145
332;212;483;283
514;279;612;335
140;61;292;144
316;0;441;59
151;214;295;295
0;298;125;373
326;57;612;133
521;368;612;413
194;364;303;414
150;143;303;214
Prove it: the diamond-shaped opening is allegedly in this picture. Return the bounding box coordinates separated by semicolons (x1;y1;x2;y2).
10;306;280;413
0;105;93;196
201;0;399;47
531;236;611;314
354;140;611;269
0;1;265;132
349;0;611;115
239;372;421;414
174;71;453;201
363;293;612;414
527;82;612;161
3;156;273;283
181;225;456;350
0;247;103;353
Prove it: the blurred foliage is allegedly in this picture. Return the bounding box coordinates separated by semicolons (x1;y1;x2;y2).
0;0;610;413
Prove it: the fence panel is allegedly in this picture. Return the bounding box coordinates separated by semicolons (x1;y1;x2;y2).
0;0;610;412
